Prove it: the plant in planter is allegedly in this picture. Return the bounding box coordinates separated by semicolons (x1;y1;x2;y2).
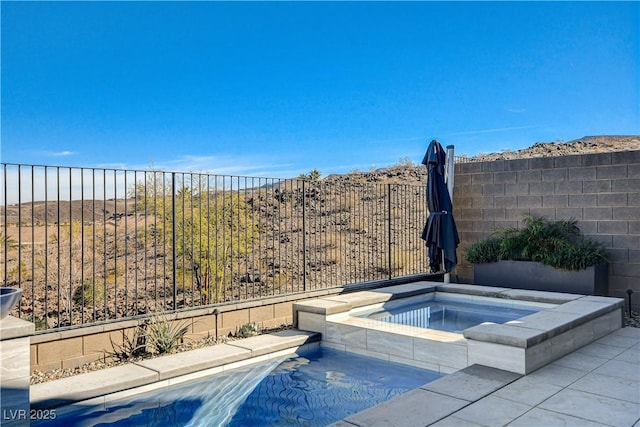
465;215;608;295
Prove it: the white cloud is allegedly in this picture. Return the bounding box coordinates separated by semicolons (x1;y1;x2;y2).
33;150;75;157
444;125;538;137
51;150;75;156
92;154;297;179
151;155;294;178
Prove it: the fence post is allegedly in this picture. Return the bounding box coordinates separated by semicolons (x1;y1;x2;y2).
387;183;392;280
3;164;7;287
172;172;177;310
302;180;306;291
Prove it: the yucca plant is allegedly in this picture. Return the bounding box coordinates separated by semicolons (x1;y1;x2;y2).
465;214;607;271
146;312;191;354
236;322;262;338
109;325;148;362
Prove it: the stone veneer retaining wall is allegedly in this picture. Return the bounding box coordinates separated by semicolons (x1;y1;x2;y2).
453;150;640;309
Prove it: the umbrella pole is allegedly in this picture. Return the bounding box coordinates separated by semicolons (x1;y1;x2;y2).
443;145;455;283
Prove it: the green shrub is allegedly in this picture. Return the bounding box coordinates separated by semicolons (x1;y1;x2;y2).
464;215;607;271
464;238;501;264
544;239;607;271
72;282;105;306
24;315;47;331
297;169;322;181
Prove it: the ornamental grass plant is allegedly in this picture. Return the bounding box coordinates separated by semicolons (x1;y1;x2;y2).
464;215;607;271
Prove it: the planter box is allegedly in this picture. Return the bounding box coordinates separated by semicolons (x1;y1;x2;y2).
473;260;608;296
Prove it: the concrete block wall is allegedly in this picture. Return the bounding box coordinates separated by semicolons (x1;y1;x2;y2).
452;150;640;309
29;292;327;373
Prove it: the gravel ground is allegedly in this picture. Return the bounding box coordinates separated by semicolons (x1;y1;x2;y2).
30;312;640;385
626;310;640;328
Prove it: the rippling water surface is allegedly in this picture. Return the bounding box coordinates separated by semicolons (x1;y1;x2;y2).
39;347;442;427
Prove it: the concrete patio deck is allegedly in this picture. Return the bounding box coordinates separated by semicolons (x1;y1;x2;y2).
333;326;640;427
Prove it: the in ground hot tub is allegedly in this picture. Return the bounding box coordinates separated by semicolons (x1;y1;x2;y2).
353;293;547;333
294;281;624;374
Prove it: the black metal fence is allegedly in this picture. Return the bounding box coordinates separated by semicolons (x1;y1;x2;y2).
1;163;429;332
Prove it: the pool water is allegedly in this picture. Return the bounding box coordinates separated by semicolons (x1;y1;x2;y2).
359;297;541;333
38;347;442;427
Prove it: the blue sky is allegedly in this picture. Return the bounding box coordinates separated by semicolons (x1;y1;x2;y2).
1;1;638;178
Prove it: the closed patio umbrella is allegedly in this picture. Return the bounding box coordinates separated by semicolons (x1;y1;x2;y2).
421;139;460;273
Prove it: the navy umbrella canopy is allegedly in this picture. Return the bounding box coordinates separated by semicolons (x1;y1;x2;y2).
421;140;460;273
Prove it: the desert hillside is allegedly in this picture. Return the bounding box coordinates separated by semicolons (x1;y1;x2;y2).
462;135;640;162
325;135;640;186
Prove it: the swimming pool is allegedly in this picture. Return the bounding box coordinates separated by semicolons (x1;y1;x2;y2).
356;295;542;333
36;347;442;426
